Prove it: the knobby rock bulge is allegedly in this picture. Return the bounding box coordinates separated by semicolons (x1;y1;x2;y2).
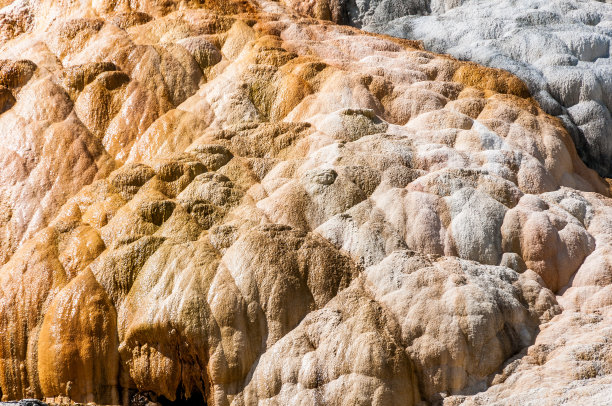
0;0;611;404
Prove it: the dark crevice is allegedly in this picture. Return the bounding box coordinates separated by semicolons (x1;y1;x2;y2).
129;386;207;406
159;387;206;406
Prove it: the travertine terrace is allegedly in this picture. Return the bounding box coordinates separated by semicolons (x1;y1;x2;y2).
283;0;612;178
0;0;611;404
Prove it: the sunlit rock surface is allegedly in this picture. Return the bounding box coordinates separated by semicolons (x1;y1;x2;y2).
0;0;611;404
282;0;612;179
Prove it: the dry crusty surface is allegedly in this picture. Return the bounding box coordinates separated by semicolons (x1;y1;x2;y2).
0;0;611;405
280;0;612;180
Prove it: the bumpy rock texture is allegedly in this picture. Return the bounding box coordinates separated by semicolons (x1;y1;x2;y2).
0;0;611;405
283;0;612;178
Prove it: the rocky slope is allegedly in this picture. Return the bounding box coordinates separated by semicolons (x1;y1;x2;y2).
282;0;612;179
0;0;611;405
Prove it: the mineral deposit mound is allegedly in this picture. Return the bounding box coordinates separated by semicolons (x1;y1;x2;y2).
283;0;612;179
0;0;611;405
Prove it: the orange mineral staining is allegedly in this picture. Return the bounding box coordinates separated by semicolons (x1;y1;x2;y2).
0;0;611;404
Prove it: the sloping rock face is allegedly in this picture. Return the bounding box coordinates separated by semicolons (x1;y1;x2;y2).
0;0;611;405
282;0;612;179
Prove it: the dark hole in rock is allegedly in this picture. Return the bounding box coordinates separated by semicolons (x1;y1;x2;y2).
159;387;206;406
129;387;207;406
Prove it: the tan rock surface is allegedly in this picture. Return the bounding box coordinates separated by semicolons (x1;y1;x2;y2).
0;0;610;404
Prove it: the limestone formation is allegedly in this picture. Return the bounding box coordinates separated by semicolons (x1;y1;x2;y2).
283;0;612;179
0;0;610;405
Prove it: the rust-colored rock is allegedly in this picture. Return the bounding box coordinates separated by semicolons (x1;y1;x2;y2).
0;0;610;405
38;270;119;405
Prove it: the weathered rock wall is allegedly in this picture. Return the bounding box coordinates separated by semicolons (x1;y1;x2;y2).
283;0;612;179
0;0;610;404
